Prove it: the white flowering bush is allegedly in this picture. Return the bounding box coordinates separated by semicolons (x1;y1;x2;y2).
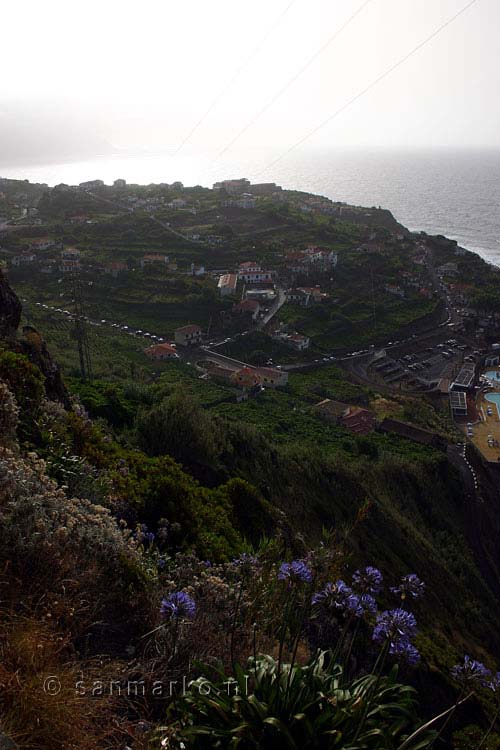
0;446;144;615
0;379;19;447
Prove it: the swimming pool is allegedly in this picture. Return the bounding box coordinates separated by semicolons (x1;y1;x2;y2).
485;371;500;383
485;392;500;415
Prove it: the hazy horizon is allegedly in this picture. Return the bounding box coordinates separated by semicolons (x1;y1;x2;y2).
1;0;498;174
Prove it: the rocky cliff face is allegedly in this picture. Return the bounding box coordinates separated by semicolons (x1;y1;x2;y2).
0;271;22;339
0;272;69;406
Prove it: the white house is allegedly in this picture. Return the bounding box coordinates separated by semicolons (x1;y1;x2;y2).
11;253;36;267
168;198;187;209
175;324;203;346
218;273;238;296
238;262;273;284
30;238;56;252
385;284;405;298
235;194;256;209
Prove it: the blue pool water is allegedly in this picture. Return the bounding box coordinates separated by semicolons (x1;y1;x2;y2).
485;393;500;413
485;371;500;383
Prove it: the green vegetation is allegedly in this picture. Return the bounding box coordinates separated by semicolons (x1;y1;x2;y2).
2;178;500;747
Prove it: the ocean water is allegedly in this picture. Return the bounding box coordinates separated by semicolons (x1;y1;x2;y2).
2;147;500;267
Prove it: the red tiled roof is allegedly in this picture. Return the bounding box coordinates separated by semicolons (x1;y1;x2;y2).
234;299;259;311
145;343;177;356
339;407;375;435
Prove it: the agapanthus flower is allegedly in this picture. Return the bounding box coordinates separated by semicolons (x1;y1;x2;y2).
134;524;155;546
278;559;313;584
451;655;491;686
390;638;421;665
486;672;500;693
391;574;425;600
160;591;196;620
312;580;352;609
373;609;420;666
347;593;378;618
312;580;377;619
352;566;383;595
373;609;417;644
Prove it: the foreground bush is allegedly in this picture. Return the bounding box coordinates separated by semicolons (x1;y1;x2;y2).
163;654;432;749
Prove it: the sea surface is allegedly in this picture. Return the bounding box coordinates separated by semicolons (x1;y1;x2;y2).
2;147;500;267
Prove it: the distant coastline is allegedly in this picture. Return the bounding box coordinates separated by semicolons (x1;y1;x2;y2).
1;146;499;267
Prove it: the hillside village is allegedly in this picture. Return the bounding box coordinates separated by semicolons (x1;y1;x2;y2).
4;175;500;747
3;175;500;462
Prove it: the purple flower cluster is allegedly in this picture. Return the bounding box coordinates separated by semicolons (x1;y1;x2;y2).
373;609;417;642
312;580;353;609
391;574;425;600
278;559;313;585
389;639;421;666
312;580;377;619
349;593;378;618
352;566;383;595
134;524;155;546
160;591;196;621
451;655;491;686
373;609;420;665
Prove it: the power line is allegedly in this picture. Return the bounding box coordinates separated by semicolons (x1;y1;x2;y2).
257;0;479;176
215;0;375;160
171;0;297;156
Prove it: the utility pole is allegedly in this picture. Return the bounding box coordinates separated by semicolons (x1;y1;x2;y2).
371;266;377;332
23;300;32;326
70;273;93;382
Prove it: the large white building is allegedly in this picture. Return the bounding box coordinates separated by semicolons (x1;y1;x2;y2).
238;262;273;284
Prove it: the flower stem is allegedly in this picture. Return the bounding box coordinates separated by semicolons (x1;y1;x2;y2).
396;691;473;750
353;639;390;743
230;579;244;673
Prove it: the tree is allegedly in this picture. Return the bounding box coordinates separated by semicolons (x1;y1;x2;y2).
135;389;223;468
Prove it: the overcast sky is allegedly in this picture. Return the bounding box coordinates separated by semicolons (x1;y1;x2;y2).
0;0;497;166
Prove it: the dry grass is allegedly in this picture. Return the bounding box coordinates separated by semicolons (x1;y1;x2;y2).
0;613;131;749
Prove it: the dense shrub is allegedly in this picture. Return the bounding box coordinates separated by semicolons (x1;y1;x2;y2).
0;379;19;446
0;349;45;441
135;390;224;468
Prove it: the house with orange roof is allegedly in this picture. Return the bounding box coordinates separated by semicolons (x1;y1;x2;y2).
237;262;273;284
144;343;179;361
253;367;289;388
103;261;127;278
232;299;260;320
231;367;261;389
